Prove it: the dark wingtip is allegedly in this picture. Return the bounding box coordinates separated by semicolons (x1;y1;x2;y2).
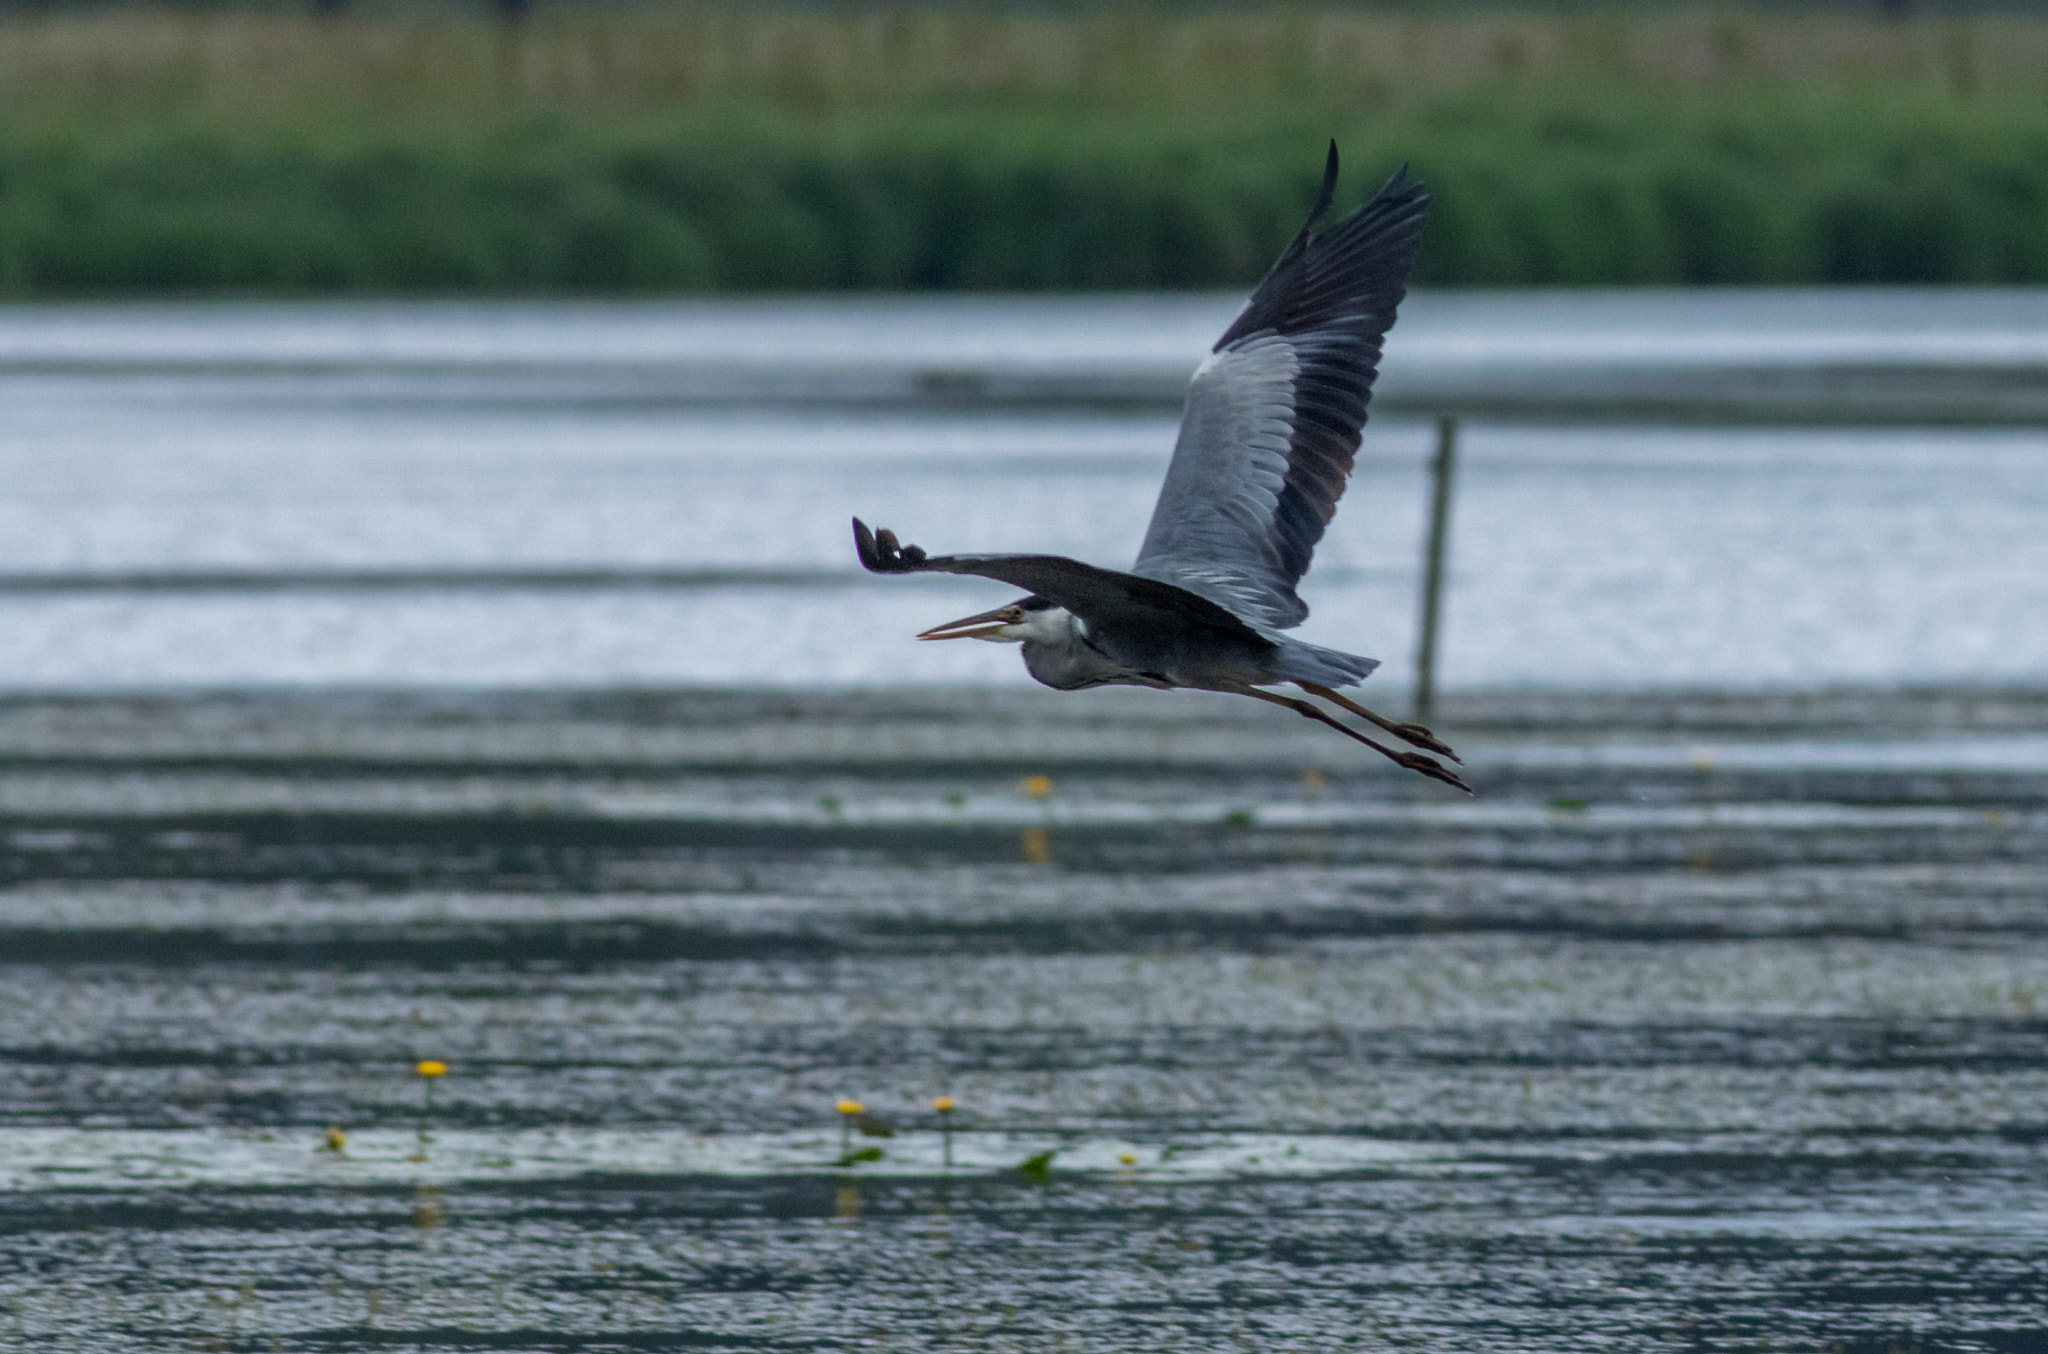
1377;161;1428;214
852;518;928;573
1212;140;1355;353
852;517;881;572
1313;140;1340;224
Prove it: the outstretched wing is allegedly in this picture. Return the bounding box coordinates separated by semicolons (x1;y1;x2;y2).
852;518;1264;642
1132;144;1428;631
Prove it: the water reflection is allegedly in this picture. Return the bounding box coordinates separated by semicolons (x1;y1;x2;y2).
413;1183;443;1230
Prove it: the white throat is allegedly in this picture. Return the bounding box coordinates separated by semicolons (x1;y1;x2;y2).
973;605;1080;644
1006;606;1079;644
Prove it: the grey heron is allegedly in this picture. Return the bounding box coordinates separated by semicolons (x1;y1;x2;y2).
854;143;1468;794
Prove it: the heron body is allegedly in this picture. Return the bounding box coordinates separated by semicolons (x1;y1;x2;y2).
969;600;1378;696
854;143;1470;793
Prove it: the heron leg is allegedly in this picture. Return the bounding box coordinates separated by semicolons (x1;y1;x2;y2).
1294;680;1460;763
1239;688;1473;795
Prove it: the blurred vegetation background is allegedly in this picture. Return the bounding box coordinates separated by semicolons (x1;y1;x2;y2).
2;2;2046;293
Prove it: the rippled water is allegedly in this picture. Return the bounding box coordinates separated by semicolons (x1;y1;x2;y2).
4;688;2047;1351
3;296;2046;1352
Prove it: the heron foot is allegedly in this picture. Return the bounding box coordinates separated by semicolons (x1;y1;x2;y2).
1294;681;1461;763
1240;686;1474;795
1386;721;1459;762
1394;751;1473;795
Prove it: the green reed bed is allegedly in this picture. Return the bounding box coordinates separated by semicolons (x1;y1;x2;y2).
3;5;2047;292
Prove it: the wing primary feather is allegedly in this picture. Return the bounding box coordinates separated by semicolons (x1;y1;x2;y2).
851;518;1268;643
1133;151;1429;632
1214;140;1340;354
1311;140;1341;229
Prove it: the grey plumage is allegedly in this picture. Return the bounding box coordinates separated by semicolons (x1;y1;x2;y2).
853;143;1468;793
1135;148;1426;631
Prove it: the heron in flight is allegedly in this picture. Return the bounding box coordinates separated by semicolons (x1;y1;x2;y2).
854;143;1467;793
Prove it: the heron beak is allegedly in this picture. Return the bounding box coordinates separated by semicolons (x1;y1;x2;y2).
917;606;1015;641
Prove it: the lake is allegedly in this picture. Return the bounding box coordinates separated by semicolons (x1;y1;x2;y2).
1;293;2045;1352
3;290;2046;692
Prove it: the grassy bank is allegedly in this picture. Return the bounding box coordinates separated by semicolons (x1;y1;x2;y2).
3;5;2048;292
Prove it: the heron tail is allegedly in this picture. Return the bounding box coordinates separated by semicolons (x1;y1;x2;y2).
1272;638;1381;689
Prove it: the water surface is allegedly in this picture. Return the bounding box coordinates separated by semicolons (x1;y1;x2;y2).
3;294;2046;1352
3;689;2047;1351
2;292;2045;691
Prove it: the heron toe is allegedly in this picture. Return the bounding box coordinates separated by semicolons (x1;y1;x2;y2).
1393;722;1461;762
1398;752;1473;795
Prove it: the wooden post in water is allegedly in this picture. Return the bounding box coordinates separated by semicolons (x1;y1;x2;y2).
1413;415;1460;724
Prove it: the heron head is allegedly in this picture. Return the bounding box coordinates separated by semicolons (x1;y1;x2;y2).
917;596;1059;643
